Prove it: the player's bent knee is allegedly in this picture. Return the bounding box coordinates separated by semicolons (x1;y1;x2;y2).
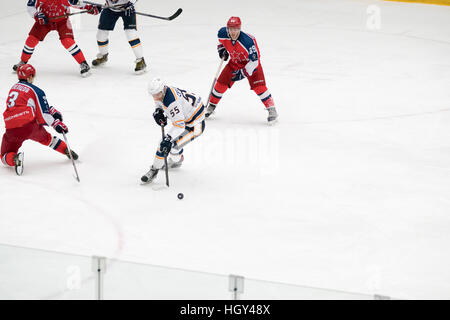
253;85;268;95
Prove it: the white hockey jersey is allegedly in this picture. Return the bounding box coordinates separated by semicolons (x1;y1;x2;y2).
104;0;136;12
157;86;205;141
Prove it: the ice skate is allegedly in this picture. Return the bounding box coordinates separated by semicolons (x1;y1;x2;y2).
65;148;79;161
14;152;24;176
163;154;184;170
135;57;147;74
92;53;108;67
267;106;278;125
141;166;159;184
12;61;26;72
205;103;216;118
80;61;91;77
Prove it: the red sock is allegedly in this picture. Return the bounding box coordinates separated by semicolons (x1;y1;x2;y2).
61;38;86;64
21;36;39;63
254;86;274;109
1;152;17;167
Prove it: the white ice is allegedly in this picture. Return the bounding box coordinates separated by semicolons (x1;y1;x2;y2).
1;0;450;299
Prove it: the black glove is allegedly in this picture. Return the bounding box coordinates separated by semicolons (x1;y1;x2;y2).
34;12;49;25
51;119;69;134
68;0;80;5
160;135;172;155
49;106;63;121
153;108;167;126
217;44;229;61
123;2;135;17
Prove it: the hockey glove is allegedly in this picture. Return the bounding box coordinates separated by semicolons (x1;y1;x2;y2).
85;4;102;15
217;44;229;61
34;12;49;25
51;119;68;134
160;135;172;155
49;106;63;121
123;2;135;17
153;108;167;127
231;68;249;82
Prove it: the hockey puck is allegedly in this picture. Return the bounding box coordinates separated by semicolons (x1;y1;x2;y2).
177;193;184;200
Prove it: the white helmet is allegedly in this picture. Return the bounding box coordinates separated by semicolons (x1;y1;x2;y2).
148;77;165;95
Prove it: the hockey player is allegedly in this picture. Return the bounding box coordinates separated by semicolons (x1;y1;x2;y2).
141;78;206;184
12;0;101;77
206;17;278;125
88;0;147;74
2;64;78;175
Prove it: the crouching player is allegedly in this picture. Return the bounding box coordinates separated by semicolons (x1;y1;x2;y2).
141;78;205;184
2;64;78;175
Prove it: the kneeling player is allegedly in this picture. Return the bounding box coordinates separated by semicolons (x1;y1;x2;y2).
141;78;205;184
13;0;101;77
2;64;78;175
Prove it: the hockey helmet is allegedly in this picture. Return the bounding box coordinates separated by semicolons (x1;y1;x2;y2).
227;16;241;29
148;78;165;95
17;64;36;81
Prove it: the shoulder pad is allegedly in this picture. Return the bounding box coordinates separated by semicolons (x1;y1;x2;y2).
218;27;229;40
163;87;176;107
238;31;256;51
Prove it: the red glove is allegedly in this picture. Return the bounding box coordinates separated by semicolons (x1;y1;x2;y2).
49;106;63;121
85;4;102;15
34;12;49;25
51;119;68;134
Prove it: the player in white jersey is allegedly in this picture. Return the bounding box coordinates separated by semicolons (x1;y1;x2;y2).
83;0;147;73
141;78;206;184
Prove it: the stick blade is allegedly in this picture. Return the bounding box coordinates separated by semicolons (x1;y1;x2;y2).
168;8;183;20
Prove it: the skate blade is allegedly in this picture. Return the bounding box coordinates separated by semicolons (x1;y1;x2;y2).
81;71;92;78
268;118;278;126
135;69;147;75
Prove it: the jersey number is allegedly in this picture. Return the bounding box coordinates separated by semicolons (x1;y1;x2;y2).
170;106;180;117
7;91;19;108
179;89;197;107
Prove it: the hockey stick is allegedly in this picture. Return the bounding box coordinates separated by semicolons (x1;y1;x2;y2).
135;8;182;21
62;132;80;183
160;125;170;187
49;10;89;20
206;57;225;110
83;1;182;21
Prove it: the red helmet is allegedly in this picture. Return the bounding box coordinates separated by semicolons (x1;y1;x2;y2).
17;64;36;81
227;16;241;29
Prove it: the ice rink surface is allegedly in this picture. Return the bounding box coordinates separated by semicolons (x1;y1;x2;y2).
1;0;450;299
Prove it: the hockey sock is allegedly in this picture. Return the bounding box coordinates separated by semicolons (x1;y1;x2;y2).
21;36;39;63
61;38;86;65
153;148;166;169
97;29;109;56
254;86;275;108
209;81;228;105
125;29;143;59
47;136;68;155
1;152;16;167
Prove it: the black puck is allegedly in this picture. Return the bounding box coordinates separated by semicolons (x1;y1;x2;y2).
177;193;184;200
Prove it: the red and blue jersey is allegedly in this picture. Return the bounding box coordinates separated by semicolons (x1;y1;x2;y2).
218;27;261;75
3;81;54;129
27;0;75;21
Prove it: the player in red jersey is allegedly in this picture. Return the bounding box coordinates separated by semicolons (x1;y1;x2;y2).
12;0;102;77
205;17;278;125
1;64;78;175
